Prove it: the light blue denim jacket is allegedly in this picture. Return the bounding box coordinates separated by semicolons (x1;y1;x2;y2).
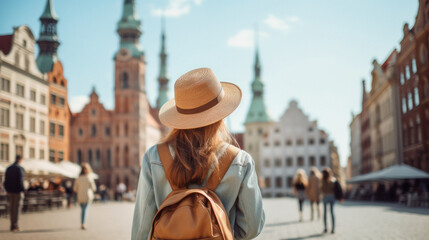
131;144;265;240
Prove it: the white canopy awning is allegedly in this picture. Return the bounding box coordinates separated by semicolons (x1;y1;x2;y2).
348;164;429;183
21;159;75;178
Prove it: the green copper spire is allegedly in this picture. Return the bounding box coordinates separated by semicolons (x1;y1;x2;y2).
245;43;271;124
116;0;143;58
156;17;169;109
36;0;60;73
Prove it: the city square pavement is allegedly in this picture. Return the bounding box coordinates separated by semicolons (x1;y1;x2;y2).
1;197;429;240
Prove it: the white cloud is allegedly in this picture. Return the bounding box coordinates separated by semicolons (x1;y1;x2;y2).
287;16;300;22
69;95;89;113
151;0;203;18
264;14;290;32
227;29;269;48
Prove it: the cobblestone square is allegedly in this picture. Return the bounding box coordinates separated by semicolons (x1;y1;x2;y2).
1;198;428;240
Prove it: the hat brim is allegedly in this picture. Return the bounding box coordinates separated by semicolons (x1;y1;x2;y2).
159;82;242;129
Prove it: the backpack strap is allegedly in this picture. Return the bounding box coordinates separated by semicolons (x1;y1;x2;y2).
205;145;240;191
157;143;179;190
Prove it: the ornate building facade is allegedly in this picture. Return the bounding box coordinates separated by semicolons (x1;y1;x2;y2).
397;0;429;172
0;26;49;164
69;0;164;189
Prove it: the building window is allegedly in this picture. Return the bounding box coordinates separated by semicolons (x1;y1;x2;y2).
408;92;413;110
308;138;315;145
15;145;23;157
402;98;407;114
30;117;36;133
296;139;303;145
400;72;405;85
124;123;128;136
320;138;326;144
1;78;10;92
96;149;101;169
124;145;129;167
320;156;326;166
50;94;56;105
16;84;24;97
275;158;281;167
286;157;293;166
88;149;93;166
264;142;269;147
309;156;316;166
275;177;282;188
29;147;35;158
0;108;10;127
40;149;45;159
265;178;271;188
40;120;45;135
410;121;415;145
275;128;280;133
41;94;46;105
77;149;82;164
274;140;280;146
286;139;292;146
416;115;422;143
105;127;110;136
49;122;55;136
16;113;24;130
411;58;417;74
115;146;120;167
287;177;293;188
91;109;96;116
405;65;410;80
264;159;270;167
91;124;96;137
414;88;420;106
106;149;111;168
30;90;36;101
0;143;9;161
59;97;65;107
78;128;83;136
60;80;65;87
58;151;64;162
297;156;304;166
58;124;64;137
122;72;129;88
49;150;55;162
258;128;263;135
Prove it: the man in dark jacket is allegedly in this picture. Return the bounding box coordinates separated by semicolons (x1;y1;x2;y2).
4;155;25;232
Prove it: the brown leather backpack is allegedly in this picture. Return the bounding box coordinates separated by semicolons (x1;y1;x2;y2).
151;143;239;240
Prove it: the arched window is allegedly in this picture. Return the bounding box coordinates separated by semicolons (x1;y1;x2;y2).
402;97;407;114
121;72;129;88
400;72;405;85
77;149;82;165
115;146;120;167
60;80;65;86
411;58;417;74
405;65;410;80
408;92;413;110
124;145;129;167
414;88;420;106
106;149;111;168
91;124;97;137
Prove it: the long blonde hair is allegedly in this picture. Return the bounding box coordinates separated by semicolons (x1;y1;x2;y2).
293;168;308;187
162;120;236;188
309;167;321;179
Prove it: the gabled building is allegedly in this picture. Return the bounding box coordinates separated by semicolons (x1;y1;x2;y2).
0;26;49;163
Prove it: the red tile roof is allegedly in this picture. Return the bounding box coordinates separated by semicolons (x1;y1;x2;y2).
0;34;13;55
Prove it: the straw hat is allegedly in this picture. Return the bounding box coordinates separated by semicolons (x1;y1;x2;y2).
159;68;242;129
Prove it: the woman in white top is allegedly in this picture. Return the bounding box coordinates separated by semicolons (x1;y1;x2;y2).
73;163;96;230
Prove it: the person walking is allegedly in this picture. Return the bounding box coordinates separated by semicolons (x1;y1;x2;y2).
131;68;265;240
73;163;96;230
3;155;25;232
321;167;341;234
307;167;321;221
293;169;308;222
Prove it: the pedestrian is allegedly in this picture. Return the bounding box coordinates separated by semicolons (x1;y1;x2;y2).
73;163;96;230
116;182;126;201
307;167;321;221
293;168;308;222
321;167;342;234
3;155;25;232
63;180;74;208
131;68;265;240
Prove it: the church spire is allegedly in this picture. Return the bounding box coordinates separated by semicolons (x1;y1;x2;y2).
156;17;169;109
245;36;271;124
36;0;60;73
116;0;143;58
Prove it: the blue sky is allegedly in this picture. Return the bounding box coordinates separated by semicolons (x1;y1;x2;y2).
0;0;418;166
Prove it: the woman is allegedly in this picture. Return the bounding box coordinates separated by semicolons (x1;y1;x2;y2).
321;167;336;234
293;168;308;222
131;68;265;240
307;167;321;221
73;163;96;230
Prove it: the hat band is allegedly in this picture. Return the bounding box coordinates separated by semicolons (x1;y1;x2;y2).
176;89;225;114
